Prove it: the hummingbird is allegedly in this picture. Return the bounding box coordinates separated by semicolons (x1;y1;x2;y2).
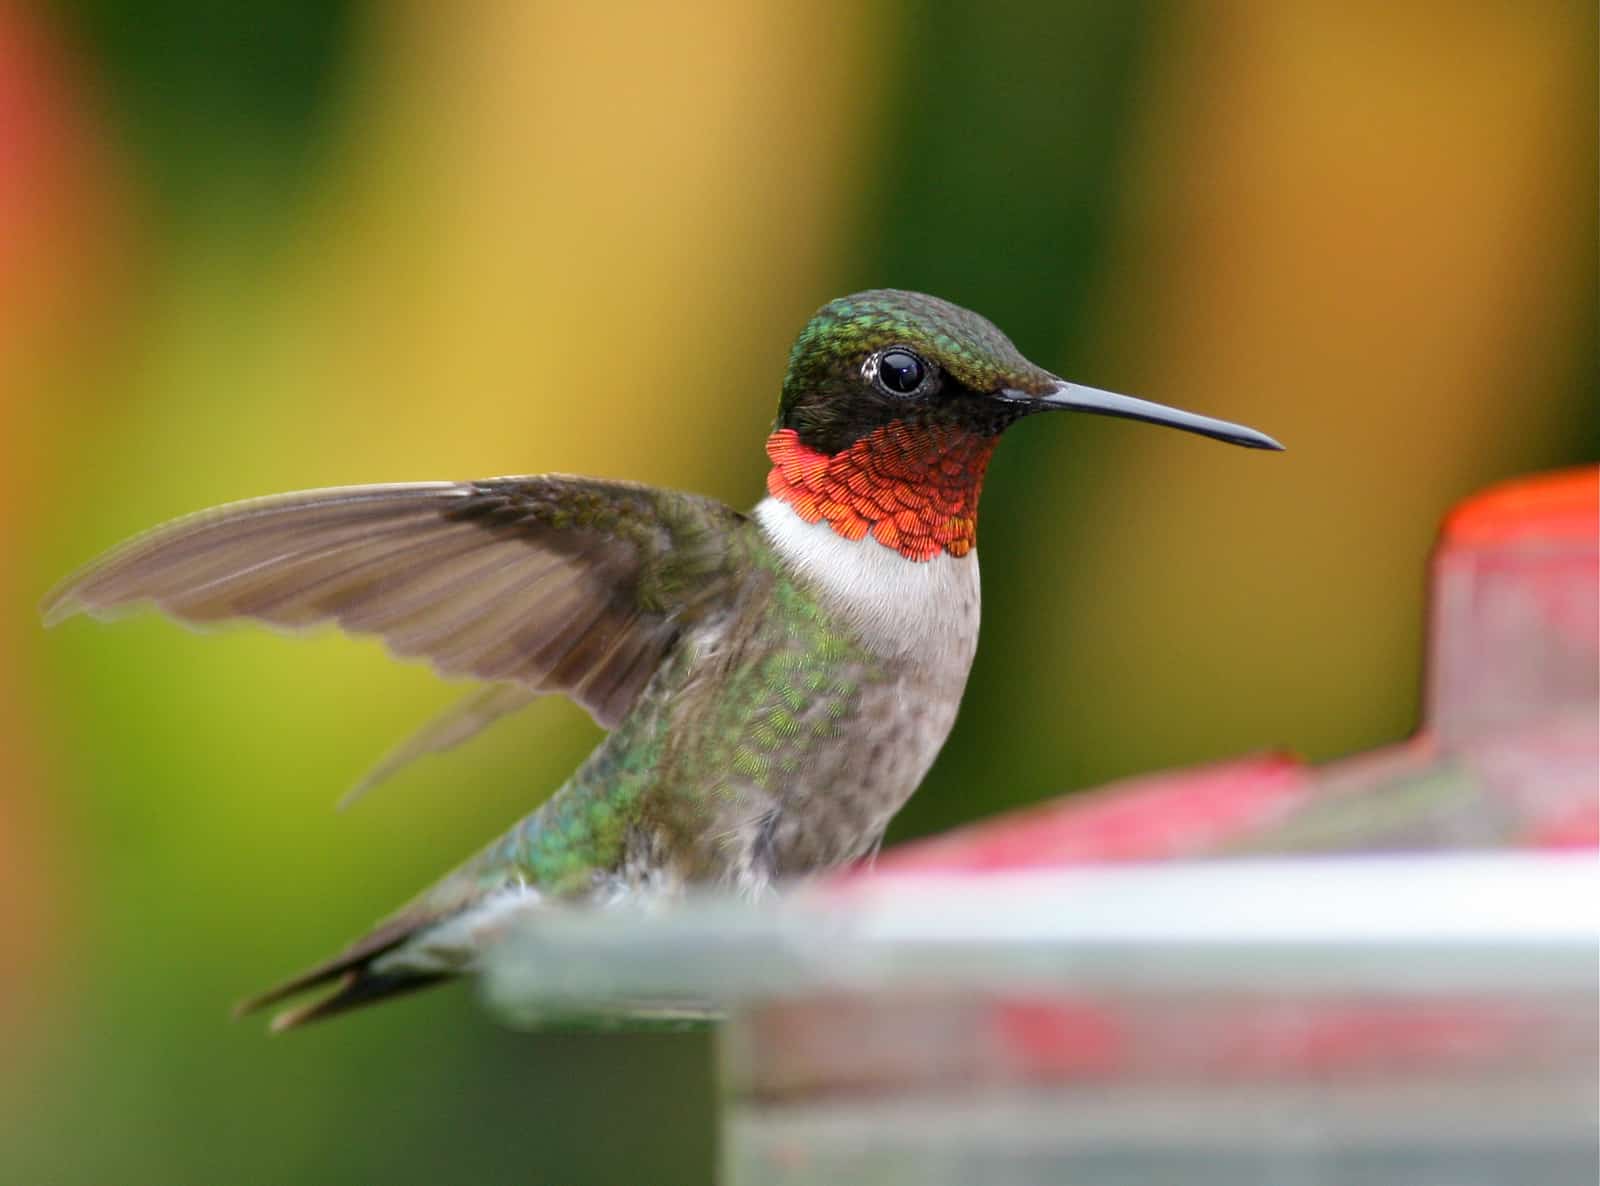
44;290;1281;1029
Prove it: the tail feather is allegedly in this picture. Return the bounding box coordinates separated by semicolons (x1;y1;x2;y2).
235;858;524;1030
233;915;443;1031
265;970;451;1033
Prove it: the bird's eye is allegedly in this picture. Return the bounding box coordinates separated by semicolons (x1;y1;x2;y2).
875;348;928;395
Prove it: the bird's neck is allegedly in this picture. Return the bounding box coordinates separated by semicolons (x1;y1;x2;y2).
763;422;996;561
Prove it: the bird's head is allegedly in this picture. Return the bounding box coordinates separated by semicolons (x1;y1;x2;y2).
776;289;1281;454
765;290;1280;560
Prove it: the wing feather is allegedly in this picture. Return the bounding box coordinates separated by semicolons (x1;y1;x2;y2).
336;683;541;810
45;478;746;734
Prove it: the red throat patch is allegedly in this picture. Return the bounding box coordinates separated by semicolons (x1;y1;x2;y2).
765;424;997;561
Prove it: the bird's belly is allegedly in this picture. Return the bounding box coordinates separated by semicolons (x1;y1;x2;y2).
755;669;963;876
681;572;978;884
636;653;964;889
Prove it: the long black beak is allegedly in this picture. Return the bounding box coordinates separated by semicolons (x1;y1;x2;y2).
1010;380;1284;450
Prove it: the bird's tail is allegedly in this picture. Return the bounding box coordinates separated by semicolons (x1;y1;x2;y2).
233;914;449;1032
247;969;449;1033
237;830;543;1031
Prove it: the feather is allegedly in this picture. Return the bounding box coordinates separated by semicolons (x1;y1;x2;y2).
337;683;541;810
44;477;746;731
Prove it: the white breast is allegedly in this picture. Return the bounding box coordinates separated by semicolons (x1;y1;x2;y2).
753;497;981;667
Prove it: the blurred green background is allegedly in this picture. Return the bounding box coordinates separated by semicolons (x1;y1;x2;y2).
2;1;1595;1182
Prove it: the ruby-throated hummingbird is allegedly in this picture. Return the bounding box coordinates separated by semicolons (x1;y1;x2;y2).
44;291;1281;1029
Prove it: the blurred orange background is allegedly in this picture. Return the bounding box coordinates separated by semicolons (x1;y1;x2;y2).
1;2;1594;1182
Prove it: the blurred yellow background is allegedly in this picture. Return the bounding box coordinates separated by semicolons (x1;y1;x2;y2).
2;2;1594;1181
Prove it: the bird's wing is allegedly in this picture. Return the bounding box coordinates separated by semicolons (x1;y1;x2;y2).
43;476;746;729
336;683;542;810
